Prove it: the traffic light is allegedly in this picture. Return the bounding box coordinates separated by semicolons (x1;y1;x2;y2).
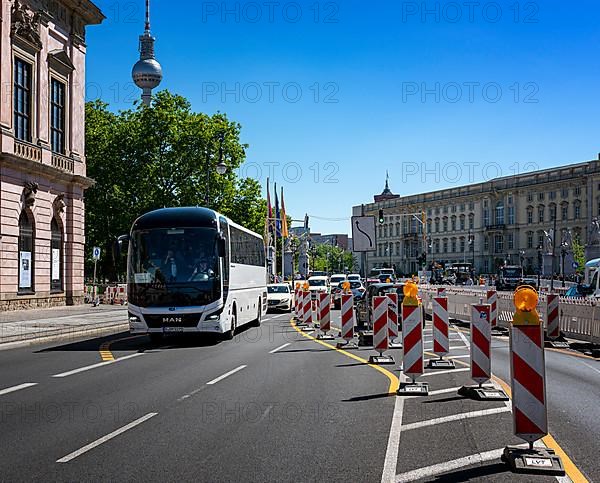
378;209;384;224
304;214;309;230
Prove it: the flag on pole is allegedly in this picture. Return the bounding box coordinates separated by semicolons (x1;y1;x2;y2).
266;177;273;240
281;186;289;238
274;182;282;237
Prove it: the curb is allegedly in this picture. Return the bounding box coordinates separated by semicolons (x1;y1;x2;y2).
0;323;130;352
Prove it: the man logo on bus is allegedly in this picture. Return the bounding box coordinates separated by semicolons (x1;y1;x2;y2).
163;317;182;324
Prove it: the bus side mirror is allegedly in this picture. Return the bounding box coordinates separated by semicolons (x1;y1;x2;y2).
217;234;226;258
113;234;130;259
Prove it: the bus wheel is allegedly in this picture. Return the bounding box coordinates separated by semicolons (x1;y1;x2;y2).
254;301;262;327
224;309;237;340
149;333;163;345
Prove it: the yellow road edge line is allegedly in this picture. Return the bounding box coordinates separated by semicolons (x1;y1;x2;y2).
290;320;399;394
98;335;143;362
424;348;589;483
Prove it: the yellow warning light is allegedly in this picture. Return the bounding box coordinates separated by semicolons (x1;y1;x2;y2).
303;282;309;291
386;278;391;283
512;285;540;326
295;282;301;289
342;281;351;293
403;281;419;306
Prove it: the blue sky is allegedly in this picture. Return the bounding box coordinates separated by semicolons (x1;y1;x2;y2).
86;0;600;235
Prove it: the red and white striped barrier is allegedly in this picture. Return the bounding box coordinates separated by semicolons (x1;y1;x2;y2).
369;296;395;364
386;292;401;347
428;296;456;369
437;287;447;297
318;293;334;339
510;324;548;443
469;304;491;384
302;290;312;327
294;287;301;318
487;290;498;328
546;294;560;340
458;304;508;400
338;293;357;348
402;304;424;378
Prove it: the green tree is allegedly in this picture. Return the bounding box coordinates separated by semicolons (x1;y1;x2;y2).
85;91;266;280
572;238;586;275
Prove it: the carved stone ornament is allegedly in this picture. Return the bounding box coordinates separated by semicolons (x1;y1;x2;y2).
53;193;65;214
11;0;42;50
23;181;39;208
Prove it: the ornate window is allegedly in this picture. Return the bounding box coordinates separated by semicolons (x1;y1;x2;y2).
495;201;504;225
14;57;33;142
50;79;66;154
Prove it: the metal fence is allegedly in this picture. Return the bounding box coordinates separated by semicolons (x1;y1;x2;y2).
420;285;600;344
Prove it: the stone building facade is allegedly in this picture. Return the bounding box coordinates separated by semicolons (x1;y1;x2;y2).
0;0;103;309
354;157;600;276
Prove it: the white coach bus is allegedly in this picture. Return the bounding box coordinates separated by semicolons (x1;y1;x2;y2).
118;207;267;342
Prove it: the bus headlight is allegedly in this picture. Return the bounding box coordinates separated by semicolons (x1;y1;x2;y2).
129;315;140;323
206;313;220;321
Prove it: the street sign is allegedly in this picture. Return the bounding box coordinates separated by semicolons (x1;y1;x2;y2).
572;261;579;269
93;247;101;260
351;216;376;252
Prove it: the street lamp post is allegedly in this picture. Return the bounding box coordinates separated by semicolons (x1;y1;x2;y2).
204;131;227;206
537;245;543;288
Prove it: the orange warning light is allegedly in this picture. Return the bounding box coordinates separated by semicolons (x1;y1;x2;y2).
342;281;351;293
514;286;538;312
303;282;309;291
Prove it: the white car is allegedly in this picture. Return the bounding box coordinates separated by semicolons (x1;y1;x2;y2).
308;276;329;300
329;273;347;290
347;273;361;282
267;283;293;312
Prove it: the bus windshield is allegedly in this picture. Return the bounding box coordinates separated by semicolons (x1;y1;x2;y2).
128;227;221;307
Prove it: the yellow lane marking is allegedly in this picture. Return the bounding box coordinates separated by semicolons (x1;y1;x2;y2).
423;348;589;483
98;335;143;362
290;321;399;394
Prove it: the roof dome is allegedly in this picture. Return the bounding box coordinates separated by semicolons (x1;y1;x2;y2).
132;58;163;89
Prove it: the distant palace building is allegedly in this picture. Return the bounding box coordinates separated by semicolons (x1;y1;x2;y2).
353;157;600;276
0;0;104;309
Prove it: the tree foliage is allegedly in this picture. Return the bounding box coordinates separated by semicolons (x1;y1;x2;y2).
571;238;586;274
310;244;356;273
85;91;266;280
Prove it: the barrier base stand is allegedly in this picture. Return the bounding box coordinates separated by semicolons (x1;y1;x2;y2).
492;326;509;336
502;445;565;476
427;358;456;369
397;381;429;396
317;332;335;340
544;334;570;349
368;354;395;365
358;330;373;347
301;325;315;332
458;384;509;401
336;340;358;350
389;341;403;349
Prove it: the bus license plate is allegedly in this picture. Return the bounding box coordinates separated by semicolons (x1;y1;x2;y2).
163;327;184;333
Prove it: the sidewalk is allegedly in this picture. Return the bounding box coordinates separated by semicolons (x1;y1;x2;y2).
0;304;129;349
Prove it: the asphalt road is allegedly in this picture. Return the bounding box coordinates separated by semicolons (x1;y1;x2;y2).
0;309;596;482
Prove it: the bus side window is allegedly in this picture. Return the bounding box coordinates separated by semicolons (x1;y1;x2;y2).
219;217;230;298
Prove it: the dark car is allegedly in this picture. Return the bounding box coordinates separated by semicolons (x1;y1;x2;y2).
356;283;426;330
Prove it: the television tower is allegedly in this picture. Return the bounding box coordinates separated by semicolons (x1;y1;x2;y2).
132;0;162;106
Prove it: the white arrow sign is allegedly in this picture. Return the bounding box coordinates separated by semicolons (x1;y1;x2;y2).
351;216;376;252
92;247;101;260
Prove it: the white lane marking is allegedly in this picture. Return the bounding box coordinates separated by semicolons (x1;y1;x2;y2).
455;329;471;349
401;406;511;431
580;360;600;376
269;343;291;354
0;382;38;396
51;353;144;378
381;373;410;483
395;448;504;482
56;413;158;463
206;365;247;385
421;367;470;377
